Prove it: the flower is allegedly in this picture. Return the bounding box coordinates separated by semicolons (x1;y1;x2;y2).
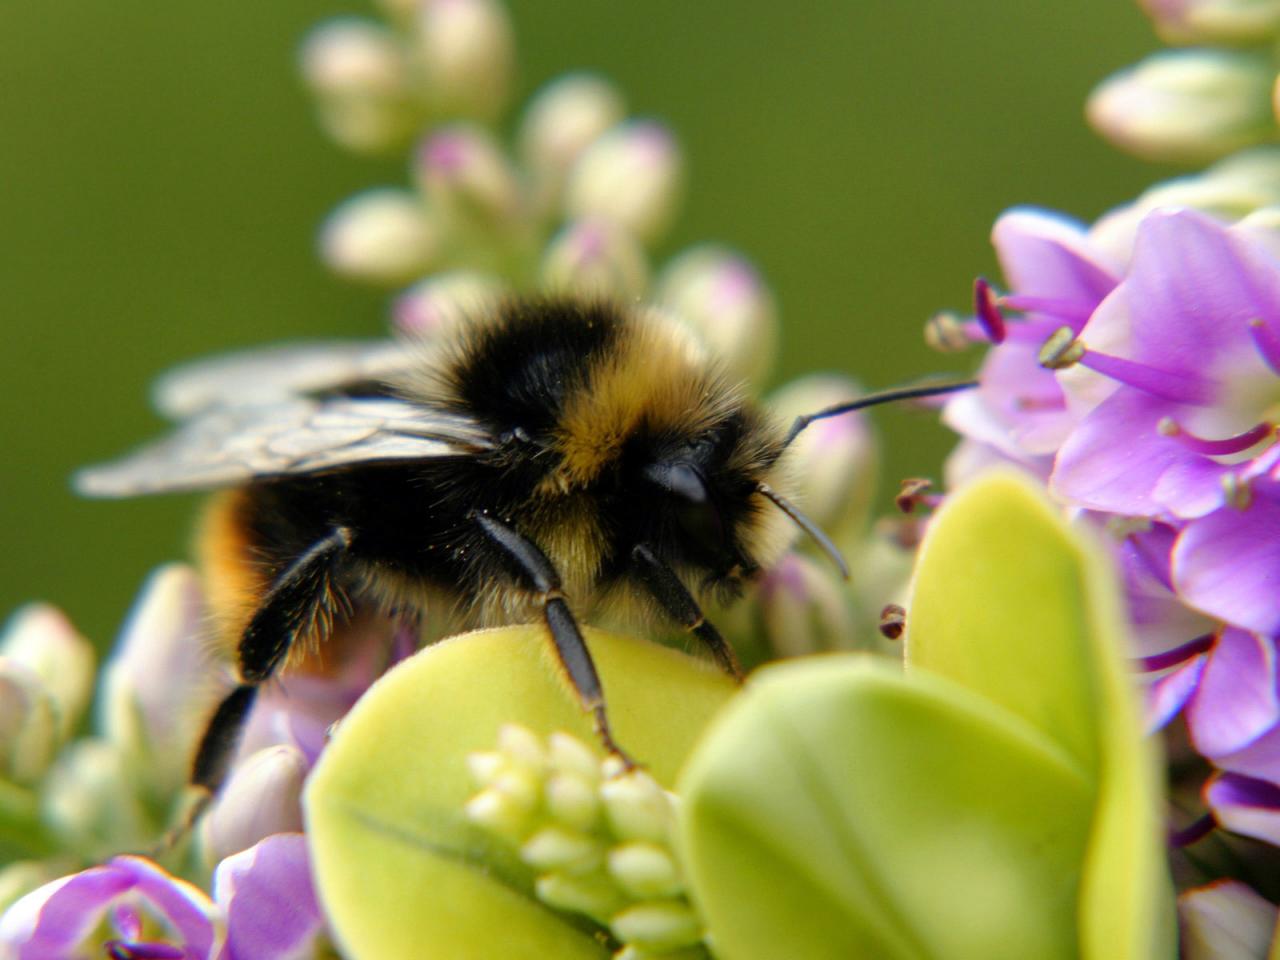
213;834;327;960
1050;208;1280;521
0;856;222;960
939;206;1120;475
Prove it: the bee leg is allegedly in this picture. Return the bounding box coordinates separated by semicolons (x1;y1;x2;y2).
191;527;352;795
630;543;743;681
472;513;634;769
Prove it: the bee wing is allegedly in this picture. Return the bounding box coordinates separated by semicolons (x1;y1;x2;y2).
153;340;417;420
74;397;492;498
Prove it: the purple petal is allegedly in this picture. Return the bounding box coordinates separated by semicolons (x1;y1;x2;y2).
1051;390;1184;515
943;340;1072;459
1206;773;1280;847
1146;654;1206;733
1126;209;1280;379
1151;456;1230;519
991;208;1120;311
1186;630;1280;759
1173;500;1280;636
0;859;217;960
214;834;325;960
111;857;218;958
0;867;134;958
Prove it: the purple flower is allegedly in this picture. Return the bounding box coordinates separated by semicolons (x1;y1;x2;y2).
213;834;326;960
940;207;1120;471
1051;208;1280;521
1147;627;1280;843
0;856;221;960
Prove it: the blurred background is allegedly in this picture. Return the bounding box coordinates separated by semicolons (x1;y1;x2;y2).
1;0;1162;647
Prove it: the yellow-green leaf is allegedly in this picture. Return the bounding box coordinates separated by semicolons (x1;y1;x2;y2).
304;625;735;960
679;655;1093;960
907;470;1173;959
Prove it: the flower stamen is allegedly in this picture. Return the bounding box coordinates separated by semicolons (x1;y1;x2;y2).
1037;326;1084;369
1037;327;1217;404
1133;632;1214;672
973;277;1006;344
1156;418;1275;456
1168;811;1216;849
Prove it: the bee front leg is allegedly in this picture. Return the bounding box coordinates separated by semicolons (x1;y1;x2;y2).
191;527;352;795
471;513;634;768
630;543;743;681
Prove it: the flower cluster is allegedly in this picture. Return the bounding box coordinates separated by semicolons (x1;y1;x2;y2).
0;568;369;956
466;726;701;960
931;0;1280;930
941;200;1280;836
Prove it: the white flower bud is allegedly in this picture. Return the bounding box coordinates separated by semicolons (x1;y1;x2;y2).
520;827;603;874
301;20;407;99
101;565;231;793
614;948;707;960
540;219;650;301
320;189;439;286
413;0;515;121
756;552;858;658
300;19;419;153
545;772;600;833
1140;0;1280;45
518;74;627;213
1179;880;1278;959
1090;145;1280;264
492;767;541;815
0;604;94;743
199;744;307;865
42;739;151;853
600;771;674;844
535;870;626;921
1235;204;1280;258
465;749;506;788
547;731;601;783
565;121;683;244
607;841;683;900
0;663;55;783
393;271;506;337
609;900;703;950
657;247;778;387
496;722;547;772
414;126;523;230
768;375;879;538
1088;49;1275;163
464;786;530;841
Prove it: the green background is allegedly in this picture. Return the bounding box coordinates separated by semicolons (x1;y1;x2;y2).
0;1;1161;648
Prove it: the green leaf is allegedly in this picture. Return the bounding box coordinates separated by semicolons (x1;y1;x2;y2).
907;470;1173;959
304;625;736;960
679;471;1173;960
679;656;1093;960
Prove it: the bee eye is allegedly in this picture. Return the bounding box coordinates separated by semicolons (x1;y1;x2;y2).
643;461;727;555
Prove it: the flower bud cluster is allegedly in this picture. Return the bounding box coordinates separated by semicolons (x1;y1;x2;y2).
304;3;784;390
465;725;704;959
1089;1;1280;164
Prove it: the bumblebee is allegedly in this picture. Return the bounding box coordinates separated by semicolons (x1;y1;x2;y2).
77;296;970;796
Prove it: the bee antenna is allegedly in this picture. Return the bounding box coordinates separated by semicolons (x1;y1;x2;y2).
757;483;850;580
782;378;978;449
